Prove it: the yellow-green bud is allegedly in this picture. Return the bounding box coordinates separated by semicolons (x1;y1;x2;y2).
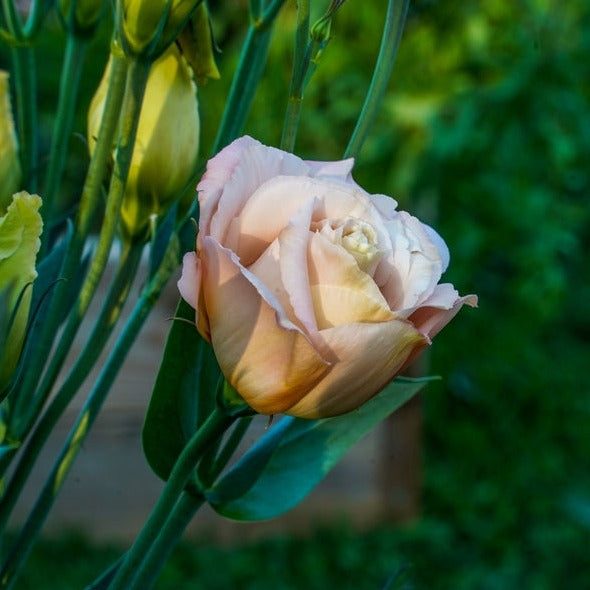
0;192;42;392
88;44;200;237
59;0;107;34
177;2;220;85
0;71;22;214
120;0;200;57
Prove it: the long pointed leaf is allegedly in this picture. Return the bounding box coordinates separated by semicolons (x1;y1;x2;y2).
206;377;432;521
142;298;221;482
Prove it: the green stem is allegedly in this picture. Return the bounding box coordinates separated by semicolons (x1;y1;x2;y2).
0;237;176;589
9;56;150;442
21;0;46;39
344;0;409;160
4;53;129;447
280;0;309;151
0;239;144;531
249;0;263;21
212;0;286;153
41;33;89;254
199;415;253;486
9;45;38;192
109;407;235;590
127;492;204;590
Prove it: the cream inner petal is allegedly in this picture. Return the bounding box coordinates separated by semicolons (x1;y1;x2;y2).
307;231;394;330
313;217;383;275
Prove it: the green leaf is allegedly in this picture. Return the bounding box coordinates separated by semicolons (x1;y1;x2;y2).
142;297;221;482
205;377;432;521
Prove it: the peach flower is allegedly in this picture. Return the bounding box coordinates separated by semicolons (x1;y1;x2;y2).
179;137;476;418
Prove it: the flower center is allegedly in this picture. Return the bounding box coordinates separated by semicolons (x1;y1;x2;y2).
313;218;382;272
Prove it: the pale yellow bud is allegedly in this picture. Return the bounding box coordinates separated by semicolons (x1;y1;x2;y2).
88;45;200;236
121;0;200;56
0;71;22;214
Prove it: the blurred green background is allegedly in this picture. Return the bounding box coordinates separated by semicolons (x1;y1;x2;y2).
3;0;589;588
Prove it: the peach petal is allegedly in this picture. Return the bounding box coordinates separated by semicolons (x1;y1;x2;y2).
286;319;426;418
232;176;388;266
277;198;318;336
201;237;330;415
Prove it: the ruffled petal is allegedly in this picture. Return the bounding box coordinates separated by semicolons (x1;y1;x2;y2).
286;319;426;418
381;212;445;312
201;236;330;415
197;136;259;238
409;285;478;339
207;142;310;246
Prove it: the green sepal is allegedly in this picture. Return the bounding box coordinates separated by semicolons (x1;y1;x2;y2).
217;380;255;418
205;377;433;521
142;297;221;482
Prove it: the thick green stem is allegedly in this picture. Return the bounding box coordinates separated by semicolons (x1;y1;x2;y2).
127;492;204;590
41;33;90;253
4;54;129;447
213;0;286;153
280;0;309;151
344;0;409;160
109;407;235;590
9;56;150;442
0;236;176;589
0;239;144;531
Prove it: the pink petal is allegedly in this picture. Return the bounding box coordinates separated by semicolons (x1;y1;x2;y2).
197;136;260;239
206;142;310;245
305;158;355;180
178;251;200;310
409;284;478;340
381;212;445;313
422;223;450;272
286;319;427;418
200;236;330;415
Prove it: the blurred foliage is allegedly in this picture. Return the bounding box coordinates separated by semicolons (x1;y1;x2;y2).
202;5;590;586
4;0;590;587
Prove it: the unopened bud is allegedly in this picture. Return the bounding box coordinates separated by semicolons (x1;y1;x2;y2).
177;2;220;85
120;0;200;57
88;44;200;237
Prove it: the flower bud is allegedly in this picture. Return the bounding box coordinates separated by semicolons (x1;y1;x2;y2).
0;71;22;214
0;192;43;392
59;0;107;35
88;44;200;237
120;0;200;57
177;2;220;85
